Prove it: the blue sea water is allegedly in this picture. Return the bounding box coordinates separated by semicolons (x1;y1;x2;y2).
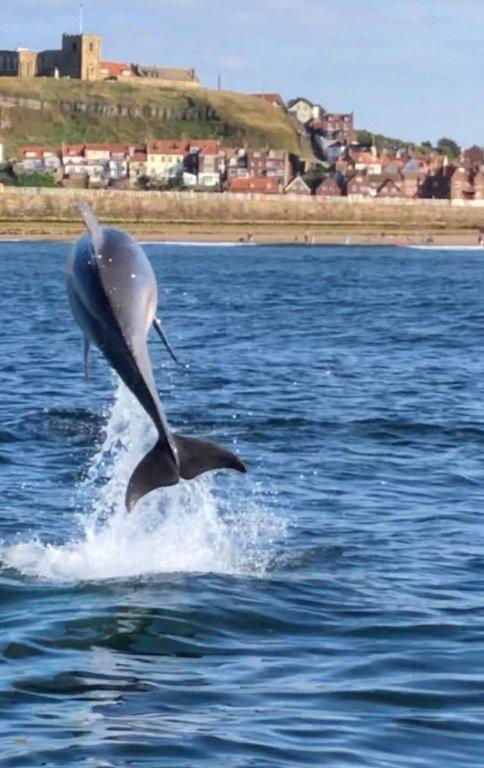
1;241;484;767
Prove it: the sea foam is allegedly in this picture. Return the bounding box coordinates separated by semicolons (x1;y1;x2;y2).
2;381;284;583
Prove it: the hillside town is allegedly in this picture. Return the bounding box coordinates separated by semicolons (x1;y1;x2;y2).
1;118;483;202
0;29;481;203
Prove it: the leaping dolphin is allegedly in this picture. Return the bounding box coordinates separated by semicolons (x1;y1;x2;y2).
67;202;246;511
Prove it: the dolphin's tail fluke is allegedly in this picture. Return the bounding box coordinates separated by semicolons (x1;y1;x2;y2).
125;436;246;511
125;440;179;512
174;434;246;481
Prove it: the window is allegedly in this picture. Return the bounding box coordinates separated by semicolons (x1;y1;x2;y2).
72;42;77;52
89;43;94;52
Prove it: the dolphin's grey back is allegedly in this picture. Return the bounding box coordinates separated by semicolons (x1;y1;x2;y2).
70;203;247;511
72;208;171;441
96;229;173;436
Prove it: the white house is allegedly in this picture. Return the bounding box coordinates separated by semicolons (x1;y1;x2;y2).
147;140;187;181
16;145;61;174
287;98;323;124
288;98;314;124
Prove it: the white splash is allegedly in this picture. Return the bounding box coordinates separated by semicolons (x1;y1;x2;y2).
2;381;283;582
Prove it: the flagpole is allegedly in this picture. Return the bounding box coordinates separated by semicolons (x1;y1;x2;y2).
79;2;84;34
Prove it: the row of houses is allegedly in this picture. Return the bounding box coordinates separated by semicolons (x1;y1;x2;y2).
5;136;484;200
284;94;484;201
326;146;484;201
10;141;292;190
224;144;484;201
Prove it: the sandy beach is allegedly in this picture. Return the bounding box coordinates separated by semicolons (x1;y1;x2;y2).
0;221;482;247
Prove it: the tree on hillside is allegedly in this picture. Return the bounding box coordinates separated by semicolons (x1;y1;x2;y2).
436;137;460;159
357;130;373;146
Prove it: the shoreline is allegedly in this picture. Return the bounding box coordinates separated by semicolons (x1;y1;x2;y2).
0;226;482;247
1;189;484;246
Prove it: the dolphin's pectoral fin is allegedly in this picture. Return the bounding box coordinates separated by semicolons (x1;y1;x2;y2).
174;434;247;481
152;317;181;366
84;336;91;381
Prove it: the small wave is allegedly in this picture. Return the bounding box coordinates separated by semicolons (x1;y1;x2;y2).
9;408;104;443
1;381;284;583
350;418;484;444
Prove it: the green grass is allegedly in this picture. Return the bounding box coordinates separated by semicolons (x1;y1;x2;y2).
0;79;300;155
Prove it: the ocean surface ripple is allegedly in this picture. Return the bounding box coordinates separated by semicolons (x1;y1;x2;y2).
1;242;484;766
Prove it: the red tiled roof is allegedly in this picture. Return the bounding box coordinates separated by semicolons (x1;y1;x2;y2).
62;143;85;157
131;151;147;161
188;140;221;155
351;151;378;164
251;93;285;108
148;140;189;155
229;177;280;193
19;145;58;158
84;143;128;153
101;60;131;76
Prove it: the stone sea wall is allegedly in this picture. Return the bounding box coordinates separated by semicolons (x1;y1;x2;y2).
1;187;484;231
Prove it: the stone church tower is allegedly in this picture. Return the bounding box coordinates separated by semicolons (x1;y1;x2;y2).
61;34;101;80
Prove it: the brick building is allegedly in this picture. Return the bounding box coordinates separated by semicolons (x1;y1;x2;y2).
319;113;355;142
284;176;311;195
450;168;474;201
347;174;385;198
473;171;484;201
308;113;355;144
401;171;425;199
315;177;341;197
247;148;289;183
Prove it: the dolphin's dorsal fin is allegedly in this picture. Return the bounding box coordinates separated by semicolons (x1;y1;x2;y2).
73;201;104;255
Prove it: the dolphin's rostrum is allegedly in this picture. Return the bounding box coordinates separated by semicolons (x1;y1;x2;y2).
67;202;246;511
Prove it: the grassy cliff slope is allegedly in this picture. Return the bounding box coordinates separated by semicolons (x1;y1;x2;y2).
0;78;300;156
